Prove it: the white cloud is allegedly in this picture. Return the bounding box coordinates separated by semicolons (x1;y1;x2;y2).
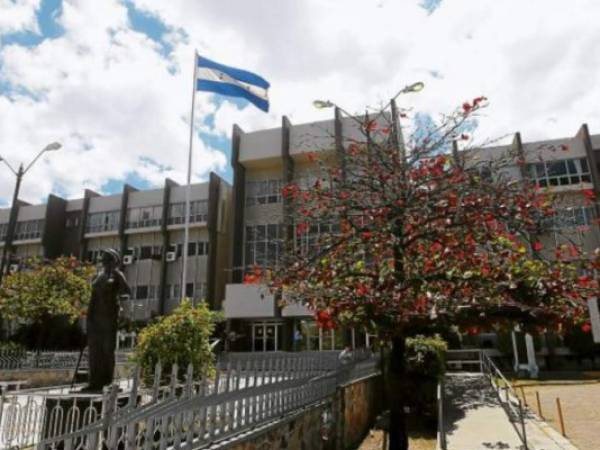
0;0;225;204
1;0;600;203
0;0;40;35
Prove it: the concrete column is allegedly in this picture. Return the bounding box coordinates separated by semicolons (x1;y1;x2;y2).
511;330;520;372
525;333;539;378
588;297;600;344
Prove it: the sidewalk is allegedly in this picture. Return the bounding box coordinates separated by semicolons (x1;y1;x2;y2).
443;373;579;450
444;373;524;450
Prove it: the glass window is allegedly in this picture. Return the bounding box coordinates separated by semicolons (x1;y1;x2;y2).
135;285;148;300
244;223;283;272
245;179;282;206
139;246;152;259
185;283;194;298
527;158;591;188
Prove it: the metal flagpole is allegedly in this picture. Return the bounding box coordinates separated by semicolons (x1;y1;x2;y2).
182;51;198;302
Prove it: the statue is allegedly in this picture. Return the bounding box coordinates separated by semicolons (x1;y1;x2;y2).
86;248;130;391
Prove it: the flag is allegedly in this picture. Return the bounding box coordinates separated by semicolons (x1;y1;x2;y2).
196;54;270;112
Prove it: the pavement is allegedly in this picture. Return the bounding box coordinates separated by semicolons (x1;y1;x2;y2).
442;373;579;450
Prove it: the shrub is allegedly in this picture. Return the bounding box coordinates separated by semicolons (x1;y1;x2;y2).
134;300;216;382
404;335;447;419
405;334;447;379
0;341;26;354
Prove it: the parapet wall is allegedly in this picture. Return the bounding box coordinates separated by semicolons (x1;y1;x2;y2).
220;374;383;450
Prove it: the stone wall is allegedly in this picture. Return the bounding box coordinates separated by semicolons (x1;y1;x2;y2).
338;376;383;449
219;374;382;450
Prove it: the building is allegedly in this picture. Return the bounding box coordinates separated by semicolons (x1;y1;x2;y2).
222;114;600;352
0;173;232;322
223;112;382;352
2;113;600;352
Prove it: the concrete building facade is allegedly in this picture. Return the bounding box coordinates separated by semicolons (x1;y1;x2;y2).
0;173;232;322
222;113;600;352
2;113;600;352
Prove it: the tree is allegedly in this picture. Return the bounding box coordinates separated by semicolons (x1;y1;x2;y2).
0;257;94;348
265;98;596;450
134;299;217;382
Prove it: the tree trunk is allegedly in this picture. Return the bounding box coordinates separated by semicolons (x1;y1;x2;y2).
388;335;409;450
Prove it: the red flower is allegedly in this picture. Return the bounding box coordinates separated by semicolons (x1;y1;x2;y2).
364;120;378;133
533;241;543;252
462;102;472;113
466;326;480;336
581;322;592;333
355;283;369;296
381;127;391;135
305;152;318;162
583;189;596;201
296;222;309;235
361;231;372;239
473;96;487;106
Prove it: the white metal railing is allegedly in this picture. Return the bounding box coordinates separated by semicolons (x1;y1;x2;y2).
32;350;379;450
437;379;446;450
480;351;528;450
0;350;131;372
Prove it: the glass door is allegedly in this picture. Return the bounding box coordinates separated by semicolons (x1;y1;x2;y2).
252;321;282;352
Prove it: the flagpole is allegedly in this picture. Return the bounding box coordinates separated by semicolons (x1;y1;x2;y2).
182;51;198;303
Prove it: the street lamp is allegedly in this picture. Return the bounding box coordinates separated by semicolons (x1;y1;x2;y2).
0;142;62;284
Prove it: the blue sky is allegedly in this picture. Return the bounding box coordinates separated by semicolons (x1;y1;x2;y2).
1;0;599;204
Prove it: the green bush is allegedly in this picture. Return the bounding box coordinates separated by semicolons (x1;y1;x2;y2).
0;341;26;354
404;335;447;419
134;300;216;382
405;334;447;380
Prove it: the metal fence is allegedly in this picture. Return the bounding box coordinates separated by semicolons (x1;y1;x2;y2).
28;350;378;450
0;350;132;372
480;351;528;450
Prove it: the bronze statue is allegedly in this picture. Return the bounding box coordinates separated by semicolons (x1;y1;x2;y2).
86;248;130;391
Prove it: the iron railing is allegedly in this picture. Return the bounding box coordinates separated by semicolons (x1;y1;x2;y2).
31;350;379;450
480;351;528;450
0;350;131;372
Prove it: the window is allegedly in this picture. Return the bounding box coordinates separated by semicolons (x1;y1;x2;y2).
168;201;208;224
127;205;162;229
252;322;282;352
295;222;339;256
244;223;284;270
188;242;197;256
14;220;44;240
194;282;207;300
185;283;194;298
551;206;595;229
86;249;103;263
245;179;282;206
0;223;8;241
139;246;153;260
527;158;591;187
86;211;120;233
65;215;80;228
135;285;149;300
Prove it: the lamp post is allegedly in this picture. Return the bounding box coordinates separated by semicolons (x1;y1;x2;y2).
0;142;62;284
313;81;424;158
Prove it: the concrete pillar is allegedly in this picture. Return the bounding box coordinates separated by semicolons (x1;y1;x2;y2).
511;330;520;372
525;333;539;378
588;297;600;344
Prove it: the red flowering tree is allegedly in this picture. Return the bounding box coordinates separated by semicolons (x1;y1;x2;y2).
264;98;596;450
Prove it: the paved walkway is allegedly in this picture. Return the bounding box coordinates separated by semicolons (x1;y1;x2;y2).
443;373;579;450
444;373;524;450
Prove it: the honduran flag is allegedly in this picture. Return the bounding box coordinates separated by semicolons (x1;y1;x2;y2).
196;54;270;113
